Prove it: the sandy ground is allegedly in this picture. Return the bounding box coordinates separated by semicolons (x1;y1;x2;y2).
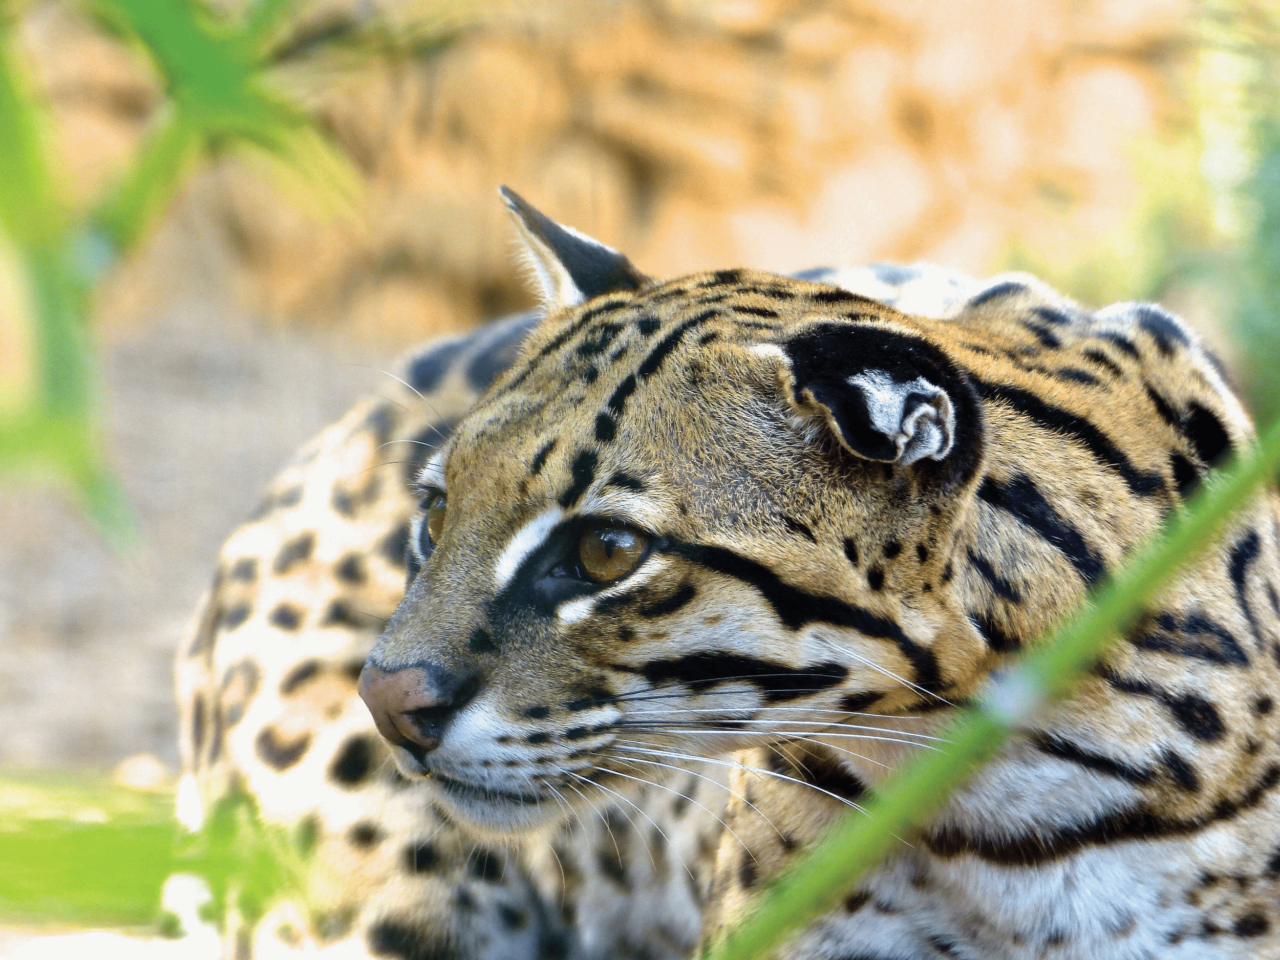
0;302;405;773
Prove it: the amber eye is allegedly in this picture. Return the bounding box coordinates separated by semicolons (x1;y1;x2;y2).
423;493;447;546
578;525;648;583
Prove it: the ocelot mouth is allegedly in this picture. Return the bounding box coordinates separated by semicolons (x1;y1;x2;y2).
432;771;547;807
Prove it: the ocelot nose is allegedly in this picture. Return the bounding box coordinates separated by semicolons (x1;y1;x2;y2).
358;662;480;757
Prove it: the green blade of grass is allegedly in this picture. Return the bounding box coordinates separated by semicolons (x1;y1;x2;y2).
0;776;178;928
705;414;1280;960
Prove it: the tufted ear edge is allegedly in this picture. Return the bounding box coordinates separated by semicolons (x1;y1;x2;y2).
772;319;984;483
500;186;649;310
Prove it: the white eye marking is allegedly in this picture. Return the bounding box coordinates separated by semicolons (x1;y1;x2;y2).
417;452;447;491
558;596;594;623
750;343;786;362
495;508;564;588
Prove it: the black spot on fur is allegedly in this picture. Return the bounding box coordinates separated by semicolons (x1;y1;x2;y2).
467;848;504;881
636;312;716;380
781;515;817;542
1166;693;1226;743
839;690;884;713
639;584;697;618
525;732;550;745
608;374;638;415
229;558;257;582
638;317;661;336
367;919;461;960
883;540;901;559
1234;912;1269;938
1171;453;1200;499
381;522;410;570
335;553;366;584
1131;611;1248;666
529;439;556;477
1023;319;1061;349
927;763;1280;867
331;735;376;785
404;841;441;873
969;611;1021;653
221;602;252;630
559;450;598;507
979;474;1107;586
972;379;1164;497
867;566;885;591
969;280;1026;307
1135;304;1189;355
594;413;616;442
1055;367;1099;385
1229;531;1263;645
843;539;860;567
626;652;847;703
256;727;311;770
348;822;382;848
1256;696;1274;716
1144;385;1182;430
273;532;316;575
668;540;943;692
597;847;627;885
738;852;758;888
407;340;467;393
191;696;206;758
604;471;645;491
523;705;550;719
363;404;397;448
844;890;870;913
466;313;538;390
1184;403;1232;468
1081;348;1125;378
469;628;497;654
967;550;1022;602
1161;750;1200;792
1032;733;1152;784
280;659;322;694
270;602;303;631
324;600;380;630
1097;331;1140;358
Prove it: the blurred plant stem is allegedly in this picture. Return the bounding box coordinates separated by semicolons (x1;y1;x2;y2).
1198;0;1280;424
0;0;358;543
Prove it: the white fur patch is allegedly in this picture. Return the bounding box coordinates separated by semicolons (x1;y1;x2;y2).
417;452;447;491
495;508;563;588
846;369;954;464
175;774;204;832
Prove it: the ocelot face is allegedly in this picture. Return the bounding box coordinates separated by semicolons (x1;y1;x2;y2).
359;190;986;833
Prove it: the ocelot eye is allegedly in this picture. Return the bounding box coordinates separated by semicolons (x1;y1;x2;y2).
420;491;447;548
578;524;648;584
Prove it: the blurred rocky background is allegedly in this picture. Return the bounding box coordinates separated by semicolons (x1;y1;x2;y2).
0;0;1251;772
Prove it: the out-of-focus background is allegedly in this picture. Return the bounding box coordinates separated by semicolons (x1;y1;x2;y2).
0;0;1276;816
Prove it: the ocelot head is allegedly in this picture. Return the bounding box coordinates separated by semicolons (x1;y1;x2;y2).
359;189;990;833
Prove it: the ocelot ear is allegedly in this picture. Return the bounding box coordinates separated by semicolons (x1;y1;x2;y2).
774;320;983;479
500;186;649;309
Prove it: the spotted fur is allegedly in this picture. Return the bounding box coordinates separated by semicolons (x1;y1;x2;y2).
179;195;1280;959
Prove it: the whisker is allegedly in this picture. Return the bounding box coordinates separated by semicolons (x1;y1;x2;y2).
603;762;759;862
611;722;942;751
618;711;947;743
609;742;872;817
608;753;786;843
565;771;669;876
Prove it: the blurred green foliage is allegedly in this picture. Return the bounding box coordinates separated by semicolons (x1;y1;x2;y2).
0;773;309;933
0;0;355;542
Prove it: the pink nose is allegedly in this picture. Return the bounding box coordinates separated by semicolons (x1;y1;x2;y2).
358;662;472;755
